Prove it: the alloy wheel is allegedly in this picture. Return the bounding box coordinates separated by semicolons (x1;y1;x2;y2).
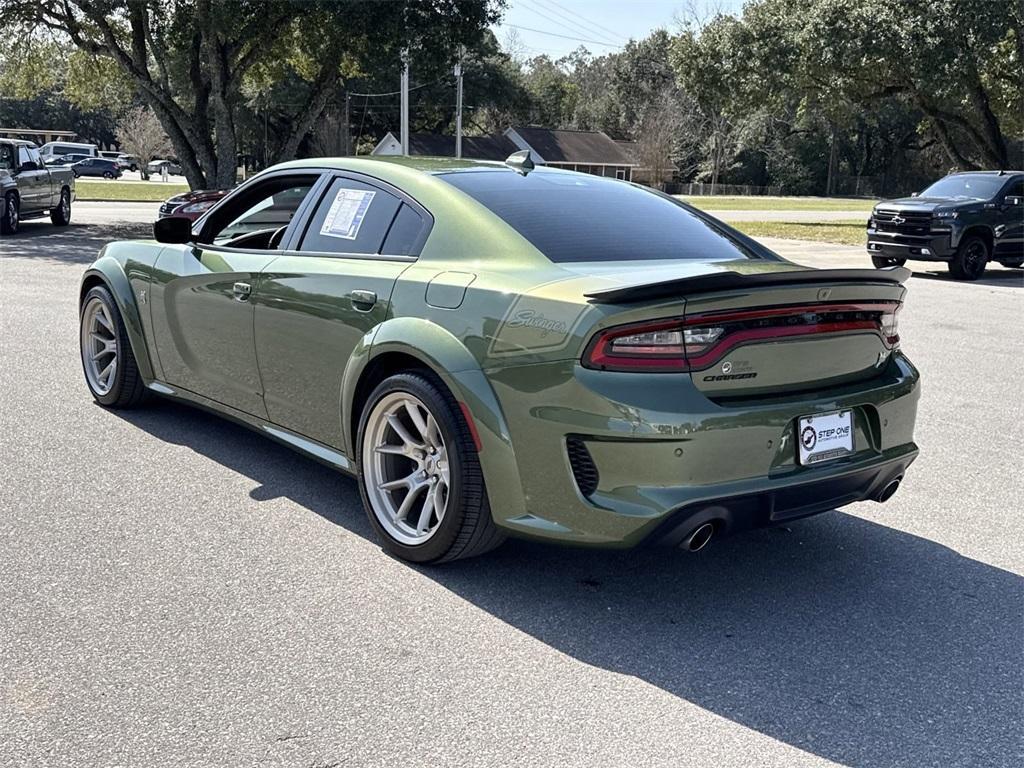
362;392;451;545
963;240;986;278
6;197;17;232
61;192;70;220
80;297;119;395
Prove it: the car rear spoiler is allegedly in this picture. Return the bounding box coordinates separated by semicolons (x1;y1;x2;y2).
584;267;911;304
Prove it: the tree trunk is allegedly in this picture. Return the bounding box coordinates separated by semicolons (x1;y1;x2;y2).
278;64;341;162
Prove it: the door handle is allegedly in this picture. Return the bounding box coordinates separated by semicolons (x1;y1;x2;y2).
350;289;377;311
232;281;252;301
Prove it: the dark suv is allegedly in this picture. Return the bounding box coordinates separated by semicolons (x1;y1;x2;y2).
867;171;1024;280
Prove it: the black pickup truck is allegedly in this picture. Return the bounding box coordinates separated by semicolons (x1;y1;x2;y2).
1;139;76;234
867;171;1024;280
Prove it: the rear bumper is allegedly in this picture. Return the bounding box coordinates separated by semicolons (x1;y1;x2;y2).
866;227;954;260
645;451;915;548
485;352;921;547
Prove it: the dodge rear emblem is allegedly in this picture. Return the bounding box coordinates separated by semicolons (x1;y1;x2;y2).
721;361;733;374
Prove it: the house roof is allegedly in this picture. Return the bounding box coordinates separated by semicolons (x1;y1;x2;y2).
613;139;639;163
510;127;637;166
389;132;518;161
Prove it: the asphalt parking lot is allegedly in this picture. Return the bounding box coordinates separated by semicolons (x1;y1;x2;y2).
2;207;1022;767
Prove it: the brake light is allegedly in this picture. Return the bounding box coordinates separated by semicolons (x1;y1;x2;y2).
583;302;901;372
880;305;901;348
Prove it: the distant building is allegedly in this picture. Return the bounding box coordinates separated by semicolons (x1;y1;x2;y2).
372;132;518;161
0;128;78;145
372;126;638;181
504;127;637;181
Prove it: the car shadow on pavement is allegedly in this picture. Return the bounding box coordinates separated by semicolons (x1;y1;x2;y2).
115;398;1022;768
911;267;1024;288
3;221;152;265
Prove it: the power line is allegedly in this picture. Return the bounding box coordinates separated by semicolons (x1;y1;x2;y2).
517;0;621;48
500;23;622;48
348;76;450;98
535;0;629;43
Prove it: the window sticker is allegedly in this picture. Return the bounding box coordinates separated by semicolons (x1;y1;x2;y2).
320;189;376;240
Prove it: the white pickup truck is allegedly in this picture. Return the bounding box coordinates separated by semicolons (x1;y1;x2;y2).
1;139;76;234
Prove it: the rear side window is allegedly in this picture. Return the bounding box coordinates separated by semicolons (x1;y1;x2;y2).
440;169;759;263
300;177;402;255
382;204;425;255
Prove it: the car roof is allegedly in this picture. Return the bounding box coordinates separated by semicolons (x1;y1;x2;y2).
946;170;1024;176
276;155;518;175
2;139;37;147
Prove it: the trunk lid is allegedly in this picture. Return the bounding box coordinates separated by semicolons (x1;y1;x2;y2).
582;260;907;399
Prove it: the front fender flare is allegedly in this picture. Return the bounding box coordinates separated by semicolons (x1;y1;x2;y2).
341;317;528;526
80;255;155;382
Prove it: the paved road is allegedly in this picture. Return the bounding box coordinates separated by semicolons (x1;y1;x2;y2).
2;210;1022;767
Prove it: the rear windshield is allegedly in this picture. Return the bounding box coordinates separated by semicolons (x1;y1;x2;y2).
438;169;758;263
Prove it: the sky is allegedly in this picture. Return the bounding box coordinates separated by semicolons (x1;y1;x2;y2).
491;0;745;60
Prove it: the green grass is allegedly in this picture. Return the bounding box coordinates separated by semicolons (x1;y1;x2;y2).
75;180;190;201
729;219;867;246
680;195;876;212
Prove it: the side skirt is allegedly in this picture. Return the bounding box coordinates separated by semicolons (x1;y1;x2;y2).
146;380;356;475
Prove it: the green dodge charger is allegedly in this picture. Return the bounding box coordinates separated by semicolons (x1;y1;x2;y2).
79;154;920;563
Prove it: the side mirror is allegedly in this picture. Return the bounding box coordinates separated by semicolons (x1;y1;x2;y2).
17;161;38;172
154;216;194;244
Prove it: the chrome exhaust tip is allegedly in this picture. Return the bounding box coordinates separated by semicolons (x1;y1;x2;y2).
875;477;902;503
684;522;715;552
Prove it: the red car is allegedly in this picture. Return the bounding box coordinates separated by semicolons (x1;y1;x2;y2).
158;188;230;220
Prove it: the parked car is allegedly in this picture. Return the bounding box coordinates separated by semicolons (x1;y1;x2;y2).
867;170;1024;280
78;156;920;564
0;139;75;234
45;153;92;167
116;154;140;172
70;157;122;179
147;158;182;176
39;140;98;161
158;187;230;220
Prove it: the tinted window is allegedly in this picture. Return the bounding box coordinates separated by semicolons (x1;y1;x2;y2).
199;174;318;246
1003;179;1024;198
439;169;758;263
920;174;1006;200
214;185;313;243
381;204;425;255
0;144;13;170
300;177;402;255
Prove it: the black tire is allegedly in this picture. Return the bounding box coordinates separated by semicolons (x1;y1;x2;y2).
72;170;79;178
79;285;149;408
357;372;505;564
871;255;906;269
1;192;18;234
949;235;989;281
129;164;138;172
50;188;71;226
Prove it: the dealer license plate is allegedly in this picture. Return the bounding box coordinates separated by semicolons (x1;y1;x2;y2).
797;410;854;465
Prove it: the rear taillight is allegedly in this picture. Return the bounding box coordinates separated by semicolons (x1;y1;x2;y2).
583;302;901;372
880;305;901;348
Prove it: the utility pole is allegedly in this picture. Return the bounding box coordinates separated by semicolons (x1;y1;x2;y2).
454;46;464;159
343;92;351;156
400;49;410;156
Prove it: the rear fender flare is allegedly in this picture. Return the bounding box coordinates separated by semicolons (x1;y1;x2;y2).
80;255;155;381
341;316;527;524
